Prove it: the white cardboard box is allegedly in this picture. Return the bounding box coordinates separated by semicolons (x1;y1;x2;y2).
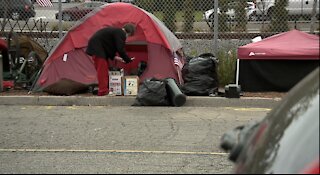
109;69;124;76
124;76;139;96
109;70;124;96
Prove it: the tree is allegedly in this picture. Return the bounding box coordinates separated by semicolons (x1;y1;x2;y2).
182;0;195;32
256;0;273;31
235;0;247;32
162;0;177;32
218;0;231;32
269;0;289;32
135;0;155;12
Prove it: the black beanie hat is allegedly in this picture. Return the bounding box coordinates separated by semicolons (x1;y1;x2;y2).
123;23;136;36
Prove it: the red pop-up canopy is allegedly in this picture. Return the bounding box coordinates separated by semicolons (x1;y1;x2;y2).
32;2;185;95
237;30;319;92
238;29;319;60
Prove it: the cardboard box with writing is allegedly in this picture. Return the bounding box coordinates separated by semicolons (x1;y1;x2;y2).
109;69;124;96
123;76;139;96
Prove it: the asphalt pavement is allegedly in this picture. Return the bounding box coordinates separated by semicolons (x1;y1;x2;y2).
0;105;269;173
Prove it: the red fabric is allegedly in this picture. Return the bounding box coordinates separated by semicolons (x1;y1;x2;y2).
2;81;14;89
34;3;184;94
39;49;97;87
93;56;109;96
238;30;320;60
45;2;181;65
108;44;148;75
0;38;7;51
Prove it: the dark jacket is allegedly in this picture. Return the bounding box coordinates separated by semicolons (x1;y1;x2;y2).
86;27;131;63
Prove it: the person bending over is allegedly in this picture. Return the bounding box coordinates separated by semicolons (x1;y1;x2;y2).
86;23;136;96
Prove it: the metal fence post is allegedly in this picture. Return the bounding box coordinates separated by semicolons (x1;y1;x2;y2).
310;0;318;33
58;0;63;39
213;0;219;55
0;52;3;92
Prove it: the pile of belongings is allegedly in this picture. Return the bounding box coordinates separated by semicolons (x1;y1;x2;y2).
181;53;219;96
133;78;186;107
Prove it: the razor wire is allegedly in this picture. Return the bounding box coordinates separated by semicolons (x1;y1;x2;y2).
0;0;319;56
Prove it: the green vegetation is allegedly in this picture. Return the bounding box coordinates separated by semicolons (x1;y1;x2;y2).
183;0;196;32
162;0;177;32
218;0;231;32
184;48;238;88
235;0;248;32
216;48;237;87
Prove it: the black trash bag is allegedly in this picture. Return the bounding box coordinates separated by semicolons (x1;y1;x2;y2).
181;53;219;96
137;61;147;76
182;74;217;95
132;78;171;106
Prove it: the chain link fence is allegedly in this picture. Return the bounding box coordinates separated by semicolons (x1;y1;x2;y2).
1;0;319;54
0;0;319;87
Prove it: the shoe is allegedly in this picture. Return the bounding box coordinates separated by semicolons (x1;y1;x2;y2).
91;87;98;95
97;91;108;96
107;91;116;96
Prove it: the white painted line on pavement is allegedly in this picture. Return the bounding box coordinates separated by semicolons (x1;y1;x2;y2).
224;107;271;111
0;148;228;156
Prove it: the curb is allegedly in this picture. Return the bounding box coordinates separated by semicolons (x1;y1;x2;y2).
0;96;281;108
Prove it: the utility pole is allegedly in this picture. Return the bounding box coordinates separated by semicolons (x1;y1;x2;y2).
213;0;219;55
0;52;3;92
310;0;318;33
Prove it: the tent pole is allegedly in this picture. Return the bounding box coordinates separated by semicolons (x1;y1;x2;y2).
236;58;239;86
28;66;43;94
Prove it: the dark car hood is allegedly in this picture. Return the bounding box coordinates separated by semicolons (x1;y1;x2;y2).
234;68;319;174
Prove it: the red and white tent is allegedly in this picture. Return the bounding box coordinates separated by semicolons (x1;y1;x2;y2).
32;2;185;95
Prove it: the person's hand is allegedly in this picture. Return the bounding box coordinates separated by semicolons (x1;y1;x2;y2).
115;56;135;64
114;56;125;63
124;57;135;64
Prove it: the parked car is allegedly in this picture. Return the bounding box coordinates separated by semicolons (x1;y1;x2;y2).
51;0;71;3
220;67;319;174
55;1;106;21
0;0;36;20
255;0;320;20
203;1;256;21
93;0;135;4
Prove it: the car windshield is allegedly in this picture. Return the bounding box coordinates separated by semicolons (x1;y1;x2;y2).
21;0;33;5
79;2;103;8
228;2;253;9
